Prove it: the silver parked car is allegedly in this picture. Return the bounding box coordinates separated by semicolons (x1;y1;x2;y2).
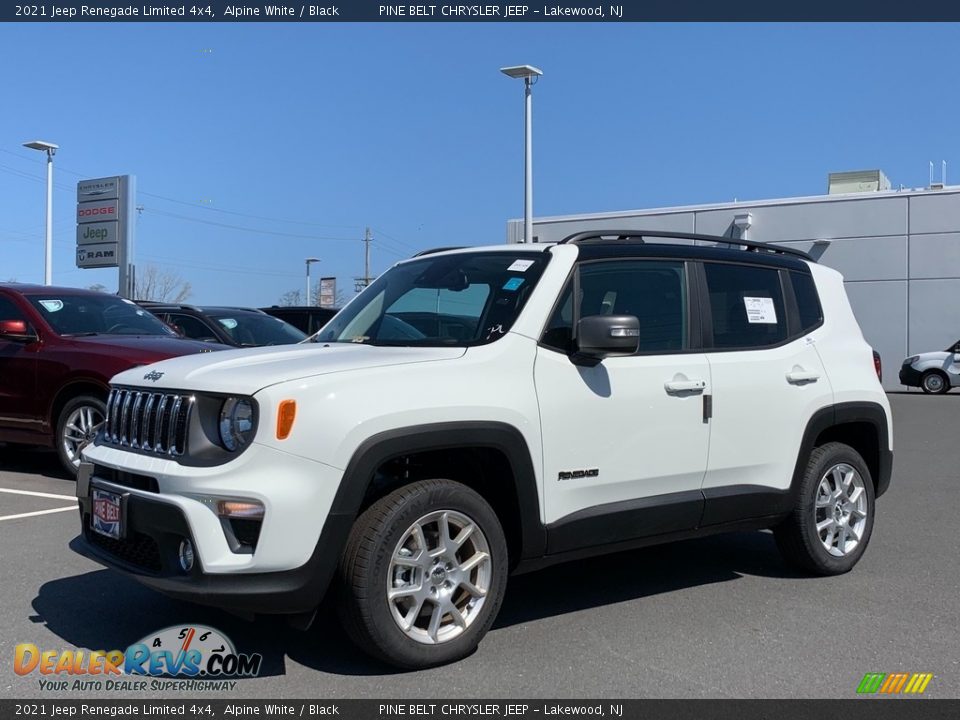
899;340;960;393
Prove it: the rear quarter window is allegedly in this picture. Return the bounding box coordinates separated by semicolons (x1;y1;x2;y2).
791;271;824;332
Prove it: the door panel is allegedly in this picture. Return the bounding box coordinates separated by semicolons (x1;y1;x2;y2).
702;340;829;492
537;348;711;528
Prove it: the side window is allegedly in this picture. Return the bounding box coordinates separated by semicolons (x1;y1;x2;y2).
169;314;219;342
0;296;26;323
790;271;823;332
541;260;687;354
704;263;787;349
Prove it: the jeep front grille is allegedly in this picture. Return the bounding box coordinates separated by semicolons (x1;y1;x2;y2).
103;388;194;457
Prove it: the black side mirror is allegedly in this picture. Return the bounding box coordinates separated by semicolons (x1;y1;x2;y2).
572;315;639;366
0;319;38;343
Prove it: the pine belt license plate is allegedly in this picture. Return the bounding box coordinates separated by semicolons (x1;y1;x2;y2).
91;488;125;540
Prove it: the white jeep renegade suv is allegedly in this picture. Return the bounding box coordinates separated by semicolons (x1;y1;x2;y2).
75;230;892;669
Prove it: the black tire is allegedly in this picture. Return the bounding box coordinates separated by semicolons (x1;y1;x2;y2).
337;479;508;669
774;442;876;575
55;394;107;478
920;370;950;394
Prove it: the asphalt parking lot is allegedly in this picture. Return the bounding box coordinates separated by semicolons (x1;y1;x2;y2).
1;393;957;699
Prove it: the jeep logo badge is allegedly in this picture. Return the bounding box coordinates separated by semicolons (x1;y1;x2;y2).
143;370;164;382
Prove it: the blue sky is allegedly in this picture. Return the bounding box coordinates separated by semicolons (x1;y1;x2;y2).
2;23;958;305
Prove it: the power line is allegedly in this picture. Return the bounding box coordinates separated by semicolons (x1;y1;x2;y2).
2;148;364;232
370;226;421;252
140;207;360;241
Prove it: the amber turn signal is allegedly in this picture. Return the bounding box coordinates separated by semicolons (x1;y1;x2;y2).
276;400;296;440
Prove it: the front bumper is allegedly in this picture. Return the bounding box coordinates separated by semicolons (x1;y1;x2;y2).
72;442;350;615
899;364;922;387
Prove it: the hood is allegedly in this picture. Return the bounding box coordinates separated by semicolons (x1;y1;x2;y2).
68;334;227;357
109;342;467;393
917;351;952;362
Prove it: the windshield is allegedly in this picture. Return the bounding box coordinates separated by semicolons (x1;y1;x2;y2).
315;252;549;347
28;294;178;337
210;313;307;346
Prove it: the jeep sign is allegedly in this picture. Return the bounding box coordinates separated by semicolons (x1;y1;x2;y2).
77;242;119;268
77;221;118;246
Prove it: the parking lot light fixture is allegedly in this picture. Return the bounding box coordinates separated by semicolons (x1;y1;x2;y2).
305;257;321;305
22;140;59;284
500;65;542;244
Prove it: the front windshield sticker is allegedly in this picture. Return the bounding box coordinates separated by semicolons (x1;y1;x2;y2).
507;259;535;272
502;277;525;291
38;300;64;313
218;318;239;329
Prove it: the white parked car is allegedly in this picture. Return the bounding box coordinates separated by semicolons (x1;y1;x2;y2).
899;341;960;393
75;231;893;669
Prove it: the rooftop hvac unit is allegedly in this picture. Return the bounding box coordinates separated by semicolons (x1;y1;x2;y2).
827;169;891;195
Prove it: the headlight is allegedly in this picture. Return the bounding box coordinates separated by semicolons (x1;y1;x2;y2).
904;356;919;365
219;398;255;451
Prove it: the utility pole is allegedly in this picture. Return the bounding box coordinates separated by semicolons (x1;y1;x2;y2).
355;227;373;293
364;227;372;287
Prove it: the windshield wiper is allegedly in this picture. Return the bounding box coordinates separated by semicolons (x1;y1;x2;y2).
62;332;100;337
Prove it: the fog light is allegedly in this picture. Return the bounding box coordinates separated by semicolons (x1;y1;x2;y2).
178;539;195;572
216;500;265;519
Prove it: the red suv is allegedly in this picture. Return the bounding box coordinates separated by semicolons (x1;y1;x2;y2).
0;284;225;476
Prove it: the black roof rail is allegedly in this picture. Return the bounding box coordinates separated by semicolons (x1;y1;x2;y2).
413;246;468;257
557;229;813;261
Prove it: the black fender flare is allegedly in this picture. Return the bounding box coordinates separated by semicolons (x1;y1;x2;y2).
331;421;547;560
790;401;892;499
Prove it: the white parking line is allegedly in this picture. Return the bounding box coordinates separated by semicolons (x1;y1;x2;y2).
0;506;77;522
0;487;77;501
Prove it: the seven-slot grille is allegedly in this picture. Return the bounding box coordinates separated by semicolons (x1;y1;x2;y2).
104;388;194;457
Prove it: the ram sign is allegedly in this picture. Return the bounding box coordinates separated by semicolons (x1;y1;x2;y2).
77;243;118;269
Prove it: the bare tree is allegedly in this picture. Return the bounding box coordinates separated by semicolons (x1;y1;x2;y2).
136;265;192;303
87;283;107;293
279;289;303;306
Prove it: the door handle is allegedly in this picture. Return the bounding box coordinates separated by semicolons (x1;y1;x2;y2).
786;370;820;384
664;379;706;394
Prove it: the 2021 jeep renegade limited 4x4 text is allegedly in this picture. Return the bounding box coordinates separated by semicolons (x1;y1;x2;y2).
74;231;892;669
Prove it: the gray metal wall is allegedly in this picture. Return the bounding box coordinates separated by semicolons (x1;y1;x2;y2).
509;188;960;390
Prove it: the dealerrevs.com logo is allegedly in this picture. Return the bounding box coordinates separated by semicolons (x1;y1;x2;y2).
14;625;262;692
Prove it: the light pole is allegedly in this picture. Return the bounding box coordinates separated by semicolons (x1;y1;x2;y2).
305;257;320;305
23;140;59;284
500;65;542;243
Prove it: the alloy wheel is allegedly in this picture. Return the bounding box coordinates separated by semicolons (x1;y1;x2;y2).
386;509;492;645
814;463;868;557
62;404;104;469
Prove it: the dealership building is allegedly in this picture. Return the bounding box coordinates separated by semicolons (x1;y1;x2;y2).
507;170;960;390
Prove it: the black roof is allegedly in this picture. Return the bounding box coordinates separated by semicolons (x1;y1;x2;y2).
556;230;813;272
135;302;266;315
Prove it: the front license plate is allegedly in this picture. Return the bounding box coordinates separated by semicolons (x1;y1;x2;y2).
91;488;123;540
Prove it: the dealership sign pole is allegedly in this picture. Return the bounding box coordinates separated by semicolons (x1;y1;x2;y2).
76;175;136;298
